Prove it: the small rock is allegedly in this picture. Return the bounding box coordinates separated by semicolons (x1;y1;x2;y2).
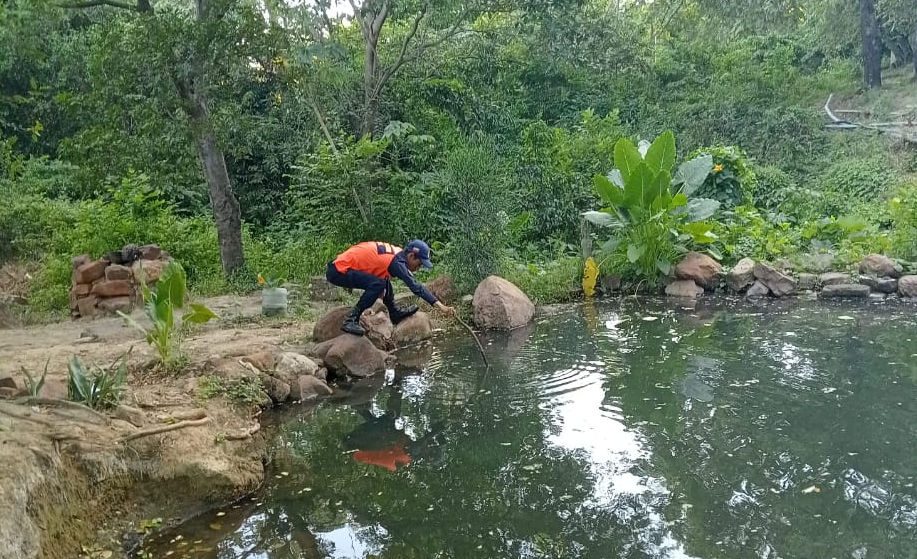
114;405;146;427
665;280;704;298
426;275;456;305
76;295;100;317
859;254;902;279
0;376;18;390
131;259;168;285
818;284;871;298
472;276;535;330
97;297;133;313
291;375;332;401
139;244;162;260
754;263;796;297
92;280;133;298
869;292;886;301
275;352;320;384
105;264;133;281
73;283;92;297
0;387;19;399
259;374;291;404
363;310;395;350
71;254;91;270
460;294;473;304
674;252;722;290
73;259;107;284
796;273;818;290
393;312;433;346
726;258;755;292
746;281;771;298
819;272;850;287
239;351;278;373
898;275;917;297
859;275;897;294
600;274;622;293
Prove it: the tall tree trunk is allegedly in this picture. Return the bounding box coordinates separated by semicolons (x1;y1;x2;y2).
859;0;882;88
176;76;245;275
913;23;917;79
361;39;379;137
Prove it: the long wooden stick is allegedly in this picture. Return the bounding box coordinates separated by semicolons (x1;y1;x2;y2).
120;417;211;442
455;316;489;368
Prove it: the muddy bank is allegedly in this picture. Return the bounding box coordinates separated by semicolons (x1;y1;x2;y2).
0;294;321;559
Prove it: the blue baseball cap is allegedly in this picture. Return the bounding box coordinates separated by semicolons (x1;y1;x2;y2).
405;239;433;268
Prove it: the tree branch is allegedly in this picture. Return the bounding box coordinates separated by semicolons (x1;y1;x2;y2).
58;0;138;9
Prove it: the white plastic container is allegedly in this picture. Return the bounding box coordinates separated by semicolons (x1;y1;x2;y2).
261;287;288;316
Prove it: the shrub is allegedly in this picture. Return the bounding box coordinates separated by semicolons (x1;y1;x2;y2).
686;145;756;208
68;354;128;410
889;185;917;261
499;256;582;305
811;156;897;218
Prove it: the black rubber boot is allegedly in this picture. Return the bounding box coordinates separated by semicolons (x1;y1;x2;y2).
341;308;366;336
388;304;419;325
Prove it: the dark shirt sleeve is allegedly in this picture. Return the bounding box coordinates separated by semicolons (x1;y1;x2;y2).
389;256;438;305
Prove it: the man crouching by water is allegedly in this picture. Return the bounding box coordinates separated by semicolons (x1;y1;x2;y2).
326;239;455;336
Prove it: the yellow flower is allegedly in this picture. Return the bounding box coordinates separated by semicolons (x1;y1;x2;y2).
713;164;724;173
257;274;265;285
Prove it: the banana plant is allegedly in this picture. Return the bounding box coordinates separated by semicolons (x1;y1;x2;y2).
119;261;218;366
583;130;721;280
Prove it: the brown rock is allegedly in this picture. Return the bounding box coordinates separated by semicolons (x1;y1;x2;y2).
312;306;354;342
76;295;100;317
0;387;18;399
69;291;79;311
72;254;91;270
73;283;92;297
92;280;133;298
674;252;722;290
291;375;332;401
426;275;456;305
363;310;394;350
0;376;18;390
665;280;704;298
74;259;107;284
898;275;917;297
472;276;535;330
131;259;168;285
239;351;278;373
753;263;796;297
259;373;291;404
859;254;902;279
393;312;433;346
98;296;133;313
139;244;162;260
726;258;755;292
314;334;387;378
105;264;133;281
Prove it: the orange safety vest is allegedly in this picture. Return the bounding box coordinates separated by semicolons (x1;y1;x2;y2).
333;241;402;278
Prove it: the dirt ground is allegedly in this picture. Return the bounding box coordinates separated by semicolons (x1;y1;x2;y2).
0;292;333;559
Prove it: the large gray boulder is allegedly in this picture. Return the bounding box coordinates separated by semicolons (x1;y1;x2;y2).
898;276;917;298
472;276;535;330
726;258;755;292
311;334;388;378
859;254;902;278
393;312;433;346
754;263;796;297
818;284;871;298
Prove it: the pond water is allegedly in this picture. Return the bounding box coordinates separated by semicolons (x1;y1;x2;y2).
141;298;917;559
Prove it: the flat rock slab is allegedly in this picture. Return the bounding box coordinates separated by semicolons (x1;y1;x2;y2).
818;284;871;298
859;275;898;294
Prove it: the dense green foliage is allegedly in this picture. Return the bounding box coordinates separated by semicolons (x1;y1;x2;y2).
2;0;916;311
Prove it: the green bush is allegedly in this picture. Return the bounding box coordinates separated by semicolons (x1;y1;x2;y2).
687;145;756;208
715;206;800;263
889;185;917;261
811;156;897;218
752;164;798;211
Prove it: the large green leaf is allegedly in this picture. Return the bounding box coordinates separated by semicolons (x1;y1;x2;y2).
183;303;219;324
656;258;672;276
685;198;721;222
644;170;670;208
645;131;676;174
582;210;622;228
682;221;718;244
623;162;655;210
155;261;187;310
626;243;645;263
673;154;713;195
614;138;643;184
593;175;624;206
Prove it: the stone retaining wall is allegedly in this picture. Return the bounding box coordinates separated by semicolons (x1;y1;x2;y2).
68;244;171;319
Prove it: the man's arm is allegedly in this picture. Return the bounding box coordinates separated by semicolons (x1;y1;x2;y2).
389;259;438;305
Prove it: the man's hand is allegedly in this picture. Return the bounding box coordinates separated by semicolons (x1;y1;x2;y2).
434;301;455;316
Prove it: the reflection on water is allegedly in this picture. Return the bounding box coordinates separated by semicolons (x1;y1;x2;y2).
142;298;917;559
